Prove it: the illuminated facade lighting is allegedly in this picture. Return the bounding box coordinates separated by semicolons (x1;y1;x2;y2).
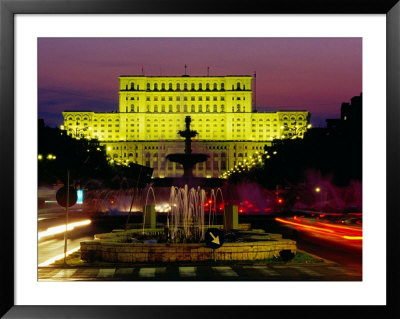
63;75;310;178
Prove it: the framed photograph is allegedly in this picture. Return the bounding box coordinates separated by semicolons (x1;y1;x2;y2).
1;0;399;318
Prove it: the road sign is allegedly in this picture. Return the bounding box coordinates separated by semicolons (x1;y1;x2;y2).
56;186;77;208
205;228;224;249
76;189;84;204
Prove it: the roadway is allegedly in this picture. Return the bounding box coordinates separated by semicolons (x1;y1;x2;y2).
38;211;362;276
38;186;361;276
38;202;117;265
240;214;362;275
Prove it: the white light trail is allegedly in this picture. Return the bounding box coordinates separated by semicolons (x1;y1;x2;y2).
38;246;80;266
38;219;91;240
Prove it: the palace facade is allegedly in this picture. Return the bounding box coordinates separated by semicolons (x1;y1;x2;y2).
62;75;310;178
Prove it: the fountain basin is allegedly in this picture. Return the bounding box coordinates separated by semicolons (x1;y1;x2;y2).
80;228;296;263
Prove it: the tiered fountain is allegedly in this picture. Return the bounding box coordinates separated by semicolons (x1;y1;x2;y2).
152;116;224;188
166;116;208;181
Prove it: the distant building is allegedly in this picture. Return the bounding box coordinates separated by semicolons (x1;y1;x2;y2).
341;93;362;126
62;75;310;178
326;93;362;135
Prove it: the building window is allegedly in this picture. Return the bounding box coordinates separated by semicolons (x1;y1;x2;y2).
206;83;210;91
184;83;188;91
198;83;203;91
161;83;165;91
176;83;180;90
191;105;195;112
184;105;188;112
237;82;241;90
146;83;150;90
213;83;217;90
168;83;173;90
221;83;225;90
154;83;158;91
221;105;224;112
191;83;195;90
176;105;180;112
169;105;173;112
161;105;165;112
213;105;217;112
199;105;202;112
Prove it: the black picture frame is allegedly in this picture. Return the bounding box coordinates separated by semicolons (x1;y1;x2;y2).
1;0;399;318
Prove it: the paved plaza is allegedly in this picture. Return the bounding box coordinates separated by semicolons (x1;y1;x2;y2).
38;263;361;281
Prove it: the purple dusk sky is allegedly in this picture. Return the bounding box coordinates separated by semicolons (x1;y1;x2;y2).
38;38;362;127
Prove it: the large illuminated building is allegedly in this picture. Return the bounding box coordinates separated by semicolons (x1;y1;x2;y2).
62;75;310;178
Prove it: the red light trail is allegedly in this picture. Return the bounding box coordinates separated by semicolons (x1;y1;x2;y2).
275;216;362;248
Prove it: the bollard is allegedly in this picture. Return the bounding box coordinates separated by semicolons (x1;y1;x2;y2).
143;204;156;229
224;205;238;230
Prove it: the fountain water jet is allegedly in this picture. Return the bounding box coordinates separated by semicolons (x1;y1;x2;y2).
142;186;156;233
168;185;206;242
215;188;226;229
